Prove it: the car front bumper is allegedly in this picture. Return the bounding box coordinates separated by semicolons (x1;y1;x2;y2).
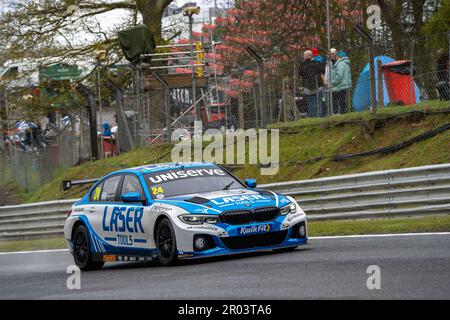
174;215;308;259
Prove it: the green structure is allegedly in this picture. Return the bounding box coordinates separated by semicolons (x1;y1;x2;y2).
39;63;80;110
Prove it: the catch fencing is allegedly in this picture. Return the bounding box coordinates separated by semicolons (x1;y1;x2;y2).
121;31;450;143
0;163;449;240
214;32;450;127
1;32;449;191
0;109;92;192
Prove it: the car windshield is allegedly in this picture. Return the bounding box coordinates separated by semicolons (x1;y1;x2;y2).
144;166;244;199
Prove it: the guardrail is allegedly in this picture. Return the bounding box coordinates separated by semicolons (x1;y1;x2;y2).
1;163;449;240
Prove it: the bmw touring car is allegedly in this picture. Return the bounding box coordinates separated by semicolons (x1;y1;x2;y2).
63;162;308;270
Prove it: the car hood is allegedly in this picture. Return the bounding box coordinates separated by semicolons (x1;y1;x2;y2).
154;189;292;214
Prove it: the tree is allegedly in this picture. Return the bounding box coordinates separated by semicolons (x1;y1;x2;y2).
376;0;443;57
0;0;174;68
422;0;450;35
207;0;366;79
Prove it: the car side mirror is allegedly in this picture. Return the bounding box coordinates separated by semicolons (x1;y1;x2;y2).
244;179;257;189
121;192;142;203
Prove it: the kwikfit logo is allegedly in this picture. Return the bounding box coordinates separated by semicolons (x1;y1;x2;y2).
239;224;271;235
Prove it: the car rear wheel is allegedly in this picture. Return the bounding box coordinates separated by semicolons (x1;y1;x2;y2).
156;218;178;266
72;224;104;271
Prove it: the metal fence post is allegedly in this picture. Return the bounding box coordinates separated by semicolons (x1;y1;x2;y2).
377;59;384;109
246;47;267;128
151;72;171;141
448;31;450;90
354;24;376;113
76;84;99;161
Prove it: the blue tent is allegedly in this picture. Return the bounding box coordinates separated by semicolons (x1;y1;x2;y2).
352;56;421;111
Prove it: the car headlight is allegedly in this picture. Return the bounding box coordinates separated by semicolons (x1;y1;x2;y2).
179;215;220;225
280;202;297;215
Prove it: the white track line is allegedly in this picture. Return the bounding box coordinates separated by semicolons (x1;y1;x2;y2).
309;232;450;240
0;248;68;255
0;232;449;255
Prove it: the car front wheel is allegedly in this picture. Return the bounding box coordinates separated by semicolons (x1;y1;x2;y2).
156;218;178;266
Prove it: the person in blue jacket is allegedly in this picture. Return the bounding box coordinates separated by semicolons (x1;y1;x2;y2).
331;51;352;114
102;123;112;137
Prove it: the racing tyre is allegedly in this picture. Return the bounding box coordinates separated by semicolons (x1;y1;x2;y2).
156;218;178;266
72;224;104;271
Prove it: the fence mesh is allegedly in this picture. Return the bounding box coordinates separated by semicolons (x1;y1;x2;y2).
0;31;449;192
0;109;91;191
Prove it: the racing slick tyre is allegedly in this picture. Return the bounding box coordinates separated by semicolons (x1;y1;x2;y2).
273;246;298;253
72;224;104;271
155;218;178;266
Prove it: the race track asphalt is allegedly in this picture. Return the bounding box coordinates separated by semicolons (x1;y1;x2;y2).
1;233;449;299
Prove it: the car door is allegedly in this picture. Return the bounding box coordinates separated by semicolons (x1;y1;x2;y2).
88;174;123;252
115;174;148;249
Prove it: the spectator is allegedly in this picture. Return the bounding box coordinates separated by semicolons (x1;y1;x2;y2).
331;51;352;114
323;48;338;86
436;52;449;101
298;50;324;117
102;122;113;137
323;48;338;115
311;48;326;65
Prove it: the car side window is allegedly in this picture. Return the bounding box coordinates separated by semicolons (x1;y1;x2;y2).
90;182;104;202
121;175;144;198
100;175;122;202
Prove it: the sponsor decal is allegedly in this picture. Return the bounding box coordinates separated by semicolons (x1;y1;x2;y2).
117;234;133;246
92;185;102;201
151;186;165;196
102;206;144;233
286;213;302;223
148;168;226;184
211;194;269;206
239;224;271;235
102;255;117;262
186;225;219;232
194;208;210;214
152;204;173;212
117;256;152;262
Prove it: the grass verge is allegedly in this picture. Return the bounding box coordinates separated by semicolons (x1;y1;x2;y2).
1;215;449;253
21;105;450;202
308;215;450;236
0;237;66;253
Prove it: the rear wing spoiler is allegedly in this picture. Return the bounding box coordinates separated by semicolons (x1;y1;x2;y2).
63;178;100;191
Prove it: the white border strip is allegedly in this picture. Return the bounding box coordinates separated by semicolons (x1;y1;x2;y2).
0;232;449;255
309;232;450;240
0;248;68;255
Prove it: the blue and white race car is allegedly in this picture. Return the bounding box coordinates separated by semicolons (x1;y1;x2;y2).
64;162;307;270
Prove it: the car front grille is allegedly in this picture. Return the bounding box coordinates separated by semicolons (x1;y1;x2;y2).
220;230;288;250
220;207;280;225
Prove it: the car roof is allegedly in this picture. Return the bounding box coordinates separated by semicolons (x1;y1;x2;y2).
110;162;218;177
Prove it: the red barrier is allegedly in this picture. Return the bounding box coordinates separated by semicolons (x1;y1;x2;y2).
102;137;117;158
383;60;416;106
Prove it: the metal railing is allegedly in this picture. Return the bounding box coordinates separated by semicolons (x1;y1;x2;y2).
0;163;449;240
